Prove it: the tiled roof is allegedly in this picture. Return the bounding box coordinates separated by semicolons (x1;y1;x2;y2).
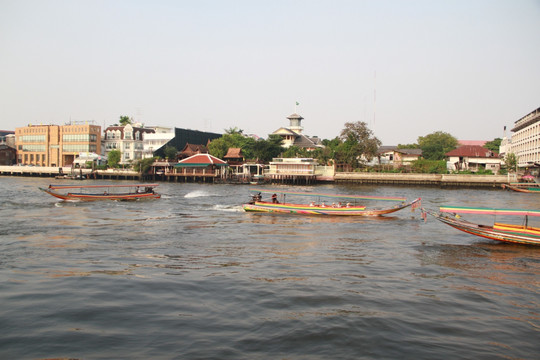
446;145;498;158
224;148;243;158
177;153;228;165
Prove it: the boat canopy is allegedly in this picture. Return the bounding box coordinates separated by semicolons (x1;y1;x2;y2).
440;205;540;217
250;188;406;202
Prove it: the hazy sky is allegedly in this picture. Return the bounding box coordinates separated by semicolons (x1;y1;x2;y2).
1;0;539;145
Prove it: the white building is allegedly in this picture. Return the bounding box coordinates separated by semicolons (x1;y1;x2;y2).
102;124;155;164
141;126;175;158
506;107;540;169
270;113;323;150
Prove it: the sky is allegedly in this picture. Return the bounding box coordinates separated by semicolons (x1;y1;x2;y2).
1;0;539;145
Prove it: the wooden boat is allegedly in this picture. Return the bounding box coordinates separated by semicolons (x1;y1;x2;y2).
243;189;421;216
422;206;540;246
502;183;540;193
40;184;161;201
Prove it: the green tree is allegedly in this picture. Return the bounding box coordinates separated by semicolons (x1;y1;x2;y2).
484;138;502;152
252;135;284;162
164;146;177;161
417;131;458;160
397;143;419;149
107;149;121;168
133;157;156;174
119;115;132;126
504;152;518;172
336;121;381;168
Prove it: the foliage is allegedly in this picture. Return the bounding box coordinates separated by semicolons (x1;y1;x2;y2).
252;135;284;162
164;146;178;160
336;121;381;169
410;159;447;174
208;132;283;162
484;138;501;152
504;152;518;172
119;115;132;126
107;150;121;168
133;157;156;174
417;131;458;160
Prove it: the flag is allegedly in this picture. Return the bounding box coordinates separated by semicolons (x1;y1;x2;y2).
296;101;299;106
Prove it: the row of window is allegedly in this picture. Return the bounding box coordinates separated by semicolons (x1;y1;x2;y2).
63;145;98;152
63;134;98;142
19;144;46;152
18;135;46;143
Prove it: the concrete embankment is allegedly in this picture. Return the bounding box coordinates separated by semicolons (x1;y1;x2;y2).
334;172;515;188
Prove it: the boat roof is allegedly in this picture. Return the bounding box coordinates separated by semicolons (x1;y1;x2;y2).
48;184;159;190
250;188;406;201
440;205;540;217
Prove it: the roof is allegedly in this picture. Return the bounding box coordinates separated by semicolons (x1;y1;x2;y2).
181;143;208;154
446;145;498;158
224;148;243;158
458;140;487;146
175;153;228;167
286;113;304;120
395;148;422;156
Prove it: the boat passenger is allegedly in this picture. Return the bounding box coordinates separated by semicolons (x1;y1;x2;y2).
271;193;278;203
346;202;351;208
310;202;315;207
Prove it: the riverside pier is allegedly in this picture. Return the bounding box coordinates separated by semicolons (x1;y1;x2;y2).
0;165;515;188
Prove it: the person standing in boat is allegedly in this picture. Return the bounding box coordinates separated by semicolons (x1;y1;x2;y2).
271;193;278;203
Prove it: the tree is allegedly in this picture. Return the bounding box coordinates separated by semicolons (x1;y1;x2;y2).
336;121;381;168
107;150;121;168
119;116;132;126
133;157;156;174
164;146;177;161
484;138;502;152
252;135;284;162
504;152;518;172
417;131;458;160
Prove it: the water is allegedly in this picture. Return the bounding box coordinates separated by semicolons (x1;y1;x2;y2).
0;177;538;359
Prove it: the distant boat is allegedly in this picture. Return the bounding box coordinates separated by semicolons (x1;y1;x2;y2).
40;184;161;201
502;183;540;193
422;206;540;246
243;188;421;216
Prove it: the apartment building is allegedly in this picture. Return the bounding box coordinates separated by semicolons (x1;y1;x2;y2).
15;122;101;167
508;107;540;168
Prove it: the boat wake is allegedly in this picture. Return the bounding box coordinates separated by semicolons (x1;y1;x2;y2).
213;204;243;212
184;190;213;198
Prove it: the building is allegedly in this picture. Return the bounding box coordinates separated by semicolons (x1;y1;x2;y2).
102;123;155;164
506;107;540;169
178;143;208;160
372;146;422;168
142;126;175;159
0;144;17;165
154;128;222;159
446;145;501;173
15;122;101;167
270;113;323;150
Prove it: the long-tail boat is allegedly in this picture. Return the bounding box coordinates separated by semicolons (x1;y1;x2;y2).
40;184;161;201
422;206;540;245
243;188;421;216
501;183;540;193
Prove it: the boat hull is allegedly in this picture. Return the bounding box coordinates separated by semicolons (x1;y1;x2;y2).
244;198;421;216
502;184;540;193
40;188;161;201
423;209;540;246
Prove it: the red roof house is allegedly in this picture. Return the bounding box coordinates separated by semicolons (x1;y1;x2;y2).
445;145;501;173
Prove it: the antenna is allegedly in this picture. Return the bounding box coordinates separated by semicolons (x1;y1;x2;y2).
373;70;376;128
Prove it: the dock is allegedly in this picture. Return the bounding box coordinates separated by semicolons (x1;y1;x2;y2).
0;165;517;188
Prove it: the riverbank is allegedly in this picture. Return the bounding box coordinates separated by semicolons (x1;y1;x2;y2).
0;165;516;188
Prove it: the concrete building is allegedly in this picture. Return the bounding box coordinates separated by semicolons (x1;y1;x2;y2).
15;122;101;166
142;126;175;159
506;107;540;169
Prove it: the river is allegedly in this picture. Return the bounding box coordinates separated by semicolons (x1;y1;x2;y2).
0;177;538;359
